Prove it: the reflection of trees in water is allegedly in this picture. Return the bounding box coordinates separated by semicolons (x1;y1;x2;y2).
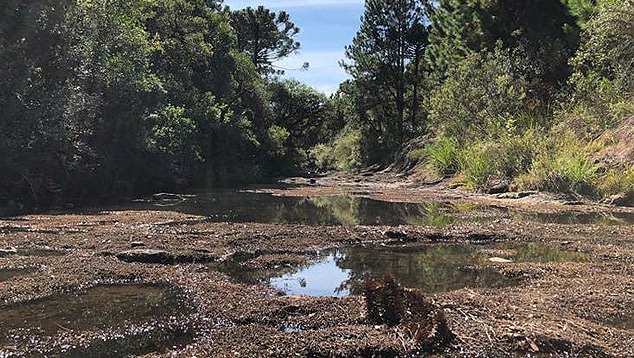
403;203;454;227
163;191;472;226
332;246;514;294
309;196;363;225
309;196;456;226
503;243;590;263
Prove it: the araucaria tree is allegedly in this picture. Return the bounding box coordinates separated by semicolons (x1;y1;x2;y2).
230;6;301;75
343;0;430;162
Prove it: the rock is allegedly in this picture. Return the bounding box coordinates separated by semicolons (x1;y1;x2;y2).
116;249;175;265
153;193;183;201
603;191;634;207
0;247;18;257
130;241;146;248
489;257;513;263
384;230;414;242
485;179;510;195
496;191;537;199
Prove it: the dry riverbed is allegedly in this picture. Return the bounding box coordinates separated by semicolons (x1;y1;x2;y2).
1;182;634;358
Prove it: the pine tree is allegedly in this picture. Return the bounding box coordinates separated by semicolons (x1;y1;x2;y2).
343;0;430;156
427;0;580;85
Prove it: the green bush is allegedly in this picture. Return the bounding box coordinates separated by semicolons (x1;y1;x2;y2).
427;46;536;142
424;136;459;177
571;0;634;94
453;131;539;189
598;166;634;197
522;133;599;194
267;125;291;156
311;127;363;173
458;145;496;189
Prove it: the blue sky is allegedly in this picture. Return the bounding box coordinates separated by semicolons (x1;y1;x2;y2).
224;0;365;94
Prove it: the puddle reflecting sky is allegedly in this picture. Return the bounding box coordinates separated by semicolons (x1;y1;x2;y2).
224;243;590;297
227;245;518;297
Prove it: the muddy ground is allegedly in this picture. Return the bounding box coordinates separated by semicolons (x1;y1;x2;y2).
1;177;634;358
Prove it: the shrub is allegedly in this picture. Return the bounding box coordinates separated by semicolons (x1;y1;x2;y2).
571;0;634;94
598;166;634;197
425;136;459;177
428;46;537;142
457;145;495;189
310;127;363;173
524;133;599;194
451;130;541;190
364;275;454;353
267;125;290;156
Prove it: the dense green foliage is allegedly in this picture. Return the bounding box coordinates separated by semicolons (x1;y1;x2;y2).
320;0;634;199
3;0;634;209
0;0;333;208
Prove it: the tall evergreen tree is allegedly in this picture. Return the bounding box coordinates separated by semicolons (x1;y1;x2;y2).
343;0;430;161
427;0;580;86
230;6;300;75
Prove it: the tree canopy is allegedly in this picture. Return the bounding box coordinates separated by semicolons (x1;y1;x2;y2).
230;6;301;75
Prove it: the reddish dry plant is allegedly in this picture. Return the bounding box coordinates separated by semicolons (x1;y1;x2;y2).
364;275;454;353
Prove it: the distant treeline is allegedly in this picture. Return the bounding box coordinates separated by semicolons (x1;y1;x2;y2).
2;0;634;209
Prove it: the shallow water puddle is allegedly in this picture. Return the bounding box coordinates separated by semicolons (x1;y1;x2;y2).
225;243;590;297
226;245;517;297
497;243;591;263
126;189;634;227
515;211;634;226
0;285;184;345
128;190;491;227
604;315;634;330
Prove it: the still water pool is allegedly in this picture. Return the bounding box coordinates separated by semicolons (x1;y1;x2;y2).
223;243;589;297
128;189;634;227
129;190;492;227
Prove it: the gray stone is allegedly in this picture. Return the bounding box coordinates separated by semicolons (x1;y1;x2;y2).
496;191;537;199
604;191;634;207
485;179;510;195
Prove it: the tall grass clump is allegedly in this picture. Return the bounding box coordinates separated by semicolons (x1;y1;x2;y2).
598;166;634;197
454;130;540;189
516;132;599;194
424;136;459;176
457;145;496;189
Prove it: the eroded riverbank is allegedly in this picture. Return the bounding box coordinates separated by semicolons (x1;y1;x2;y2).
1;184;634;357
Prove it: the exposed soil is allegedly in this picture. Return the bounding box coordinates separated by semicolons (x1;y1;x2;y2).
1;176;634;357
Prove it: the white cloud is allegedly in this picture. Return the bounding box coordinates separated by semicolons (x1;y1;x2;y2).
225;0;364;9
